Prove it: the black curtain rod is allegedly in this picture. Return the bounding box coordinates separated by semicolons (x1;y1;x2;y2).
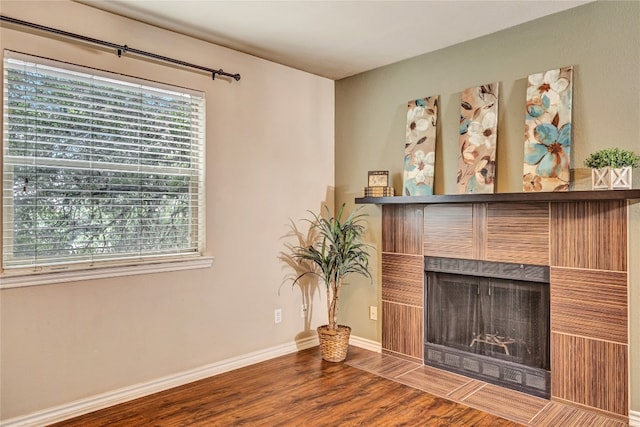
0;15;241;81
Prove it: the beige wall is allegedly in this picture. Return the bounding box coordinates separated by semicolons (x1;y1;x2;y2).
2;0;639;421
0;0;334;421
335;0;640;411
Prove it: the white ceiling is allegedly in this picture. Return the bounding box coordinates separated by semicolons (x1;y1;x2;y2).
77;0;592;80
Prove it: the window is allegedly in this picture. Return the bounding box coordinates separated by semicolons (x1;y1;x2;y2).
2;52;206;274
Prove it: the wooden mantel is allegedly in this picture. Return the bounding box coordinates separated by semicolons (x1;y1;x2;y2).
356;189;640;205
357;191;634;422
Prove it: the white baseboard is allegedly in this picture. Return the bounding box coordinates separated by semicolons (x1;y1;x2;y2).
630;410;640;427
1;336;319;427
0;334;380;427
350;334;382;353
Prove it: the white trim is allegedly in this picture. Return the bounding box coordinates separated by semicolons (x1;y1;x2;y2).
350;335;382;353
630;410;640;427
0;335;380;427
0;336;318;427
0;257;214;289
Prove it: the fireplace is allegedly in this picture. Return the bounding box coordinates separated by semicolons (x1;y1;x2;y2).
424;256;550;398
371;199;631;418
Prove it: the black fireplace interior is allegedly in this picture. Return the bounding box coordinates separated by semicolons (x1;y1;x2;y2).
424;256;550;398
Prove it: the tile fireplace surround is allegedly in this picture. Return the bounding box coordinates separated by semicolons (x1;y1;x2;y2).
356;190;640;424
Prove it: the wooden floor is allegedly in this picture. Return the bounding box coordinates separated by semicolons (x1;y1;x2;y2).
50;346;626;427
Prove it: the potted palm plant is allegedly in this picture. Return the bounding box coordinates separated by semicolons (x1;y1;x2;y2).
584;147;639;190
292;203;371;362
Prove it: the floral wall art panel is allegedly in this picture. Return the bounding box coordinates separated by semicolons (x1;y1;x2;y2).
403;96;438;196
457;83;499;193
523;66;573;192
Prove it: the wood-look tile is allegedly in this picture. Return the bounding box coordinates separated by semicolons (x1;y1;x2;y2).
382;204;424;255
550;200;627;271
447;379;487;401
530;400;628;427
381;301;423;359
345;351;420;379
551;333;628;417
473;203;487;259
551;267;628;343
424;204;475;259
379;198;631;420
381;349;423;364
381;252;423;306
394;365;473;398
485;202;549;265
461;383;549;425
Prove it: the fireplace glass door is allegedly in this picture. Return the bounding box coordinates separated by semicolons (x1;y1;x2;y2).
425;271;550;396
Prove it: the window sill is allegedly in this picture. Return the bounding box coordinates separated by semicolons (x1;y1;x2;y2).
0;256;214;289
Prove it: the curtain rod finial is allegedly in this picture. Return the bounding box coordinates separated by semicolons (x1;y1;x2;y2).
212;69;241;81
117;45;128;58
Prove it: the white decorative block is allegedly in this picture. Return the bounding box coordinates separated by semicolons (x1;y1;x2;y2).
591;166;632;190
591;167;610;190
610;166;632;189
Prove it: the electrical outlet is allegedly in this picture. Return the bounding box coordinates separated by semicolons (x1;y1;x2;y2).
274;308;282;324
369;305;378;321
301;304;307;318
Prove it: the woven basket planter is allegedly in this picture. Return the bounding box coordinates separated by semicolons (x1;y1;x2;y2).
317;325;351;362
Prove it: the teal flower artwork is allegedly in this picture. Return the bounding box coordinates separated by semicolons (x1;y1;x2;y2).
522;66;573;192
525;123;571;178
458;83;499;194
526;69;570;121
403;96;438;196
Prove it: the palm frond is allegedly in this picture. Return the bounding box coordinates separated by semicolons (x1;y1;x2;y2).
290;203;373;330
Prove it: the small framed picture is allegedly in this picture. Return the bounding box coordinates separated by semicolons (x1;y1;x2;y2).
368;170;389;187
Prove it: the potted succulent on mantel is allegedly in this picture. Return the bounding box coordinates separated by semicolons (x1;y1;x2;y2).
584;148;640;190
292;203;371;362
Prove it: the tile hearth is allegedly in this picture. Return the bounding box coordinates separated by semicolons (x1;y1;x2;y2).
345;347;626;427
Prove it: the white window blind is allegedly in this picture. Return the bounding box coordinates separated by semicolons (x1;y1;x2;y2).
2;52;206;273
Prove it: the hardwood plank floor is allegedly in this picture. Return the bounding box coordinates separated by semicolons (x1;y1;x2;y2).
49;347;519;426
